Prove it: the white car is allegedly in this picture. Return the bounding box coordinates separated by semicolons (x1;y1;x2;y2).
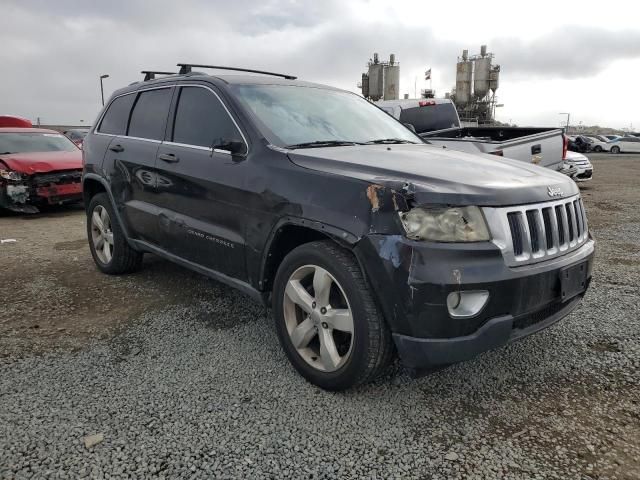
585;135;611;152
609;136;640;154
563;150;593;182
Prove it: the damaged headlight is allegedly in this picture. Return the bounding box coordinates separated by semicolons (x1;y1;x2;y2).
399;206;490;242
0;169;23;181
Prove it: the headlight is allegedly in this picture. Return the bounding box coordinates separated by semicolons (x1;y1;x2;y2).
0;169;23;181
399;206;490;242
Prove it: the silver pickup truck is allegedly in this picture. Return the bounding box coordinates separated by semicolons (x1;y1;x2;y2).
377;98;566;171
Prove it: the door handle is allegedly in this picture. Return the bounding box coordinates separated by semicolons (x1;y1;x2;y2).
531;144;542;155
109;144;124;153
158;153;179;163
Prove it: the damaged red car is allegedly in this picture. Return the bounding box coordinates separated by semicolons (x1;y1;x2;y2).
0;127;83;213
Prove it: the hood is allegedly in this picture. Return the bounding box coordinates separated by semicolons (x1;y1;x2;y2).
0;150;82;174
564;150;591;164
288;144;578;206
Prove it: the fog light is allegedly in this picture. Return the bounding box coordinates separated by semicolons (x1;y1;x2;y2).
446;290;489;319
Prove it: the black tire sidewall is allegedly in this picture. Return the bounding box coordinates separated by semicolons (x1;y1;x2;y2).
86;193;125;273
273;243;375;390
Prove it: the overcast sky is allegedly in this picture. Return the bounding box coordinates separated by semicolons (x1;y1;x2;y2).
2;0;640;129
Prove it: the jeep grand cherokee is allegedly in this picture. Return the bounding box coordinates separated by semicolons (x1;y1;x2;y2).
82;65;594;390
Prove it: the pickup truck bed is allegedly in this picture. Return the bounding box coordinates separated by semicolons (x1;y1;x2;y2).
421;126;565;170
375;99;566;171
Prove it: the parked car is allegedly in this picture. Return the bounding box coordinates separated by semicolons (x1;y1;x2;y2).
0;115;33;128
563;150;593;182
376;98;566;171
63;128;90;148
82;65;594;390
568;135;593;153
0;127;83;213
585;136;610;153
609;136;640;154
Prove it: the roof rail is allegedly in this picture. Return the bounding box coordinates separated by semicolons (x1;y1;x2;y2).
141;70;177;81
177;63;297;80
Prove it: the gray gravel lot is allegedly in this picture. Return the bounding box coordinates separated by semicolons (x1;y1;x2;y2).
1;154;639;479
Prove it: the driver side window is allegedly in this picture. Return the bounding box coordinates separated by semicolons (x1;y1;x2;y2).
172;86;246;153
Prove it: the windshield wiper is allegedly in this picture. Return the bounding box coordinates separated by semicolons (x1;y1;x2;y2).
285;140;362;149
0;151;14;155
363;138;418;145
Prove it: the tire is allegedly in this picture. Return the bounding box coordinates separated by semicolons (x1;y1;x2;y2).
273;240;394;390
87;193;143;274
611;146;620;154
594;146;602;152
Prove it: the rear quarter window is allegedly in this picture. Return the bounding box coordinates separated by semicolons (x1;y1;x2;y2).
98;94;135;135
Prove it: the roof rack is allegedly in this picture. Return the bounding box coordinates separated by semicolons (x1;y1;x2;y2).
141;70;177;81
177;63;297;80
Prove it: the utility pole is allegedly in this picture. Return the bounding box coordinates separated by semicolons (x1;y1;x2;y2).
100;74;110;106
559;112;570;133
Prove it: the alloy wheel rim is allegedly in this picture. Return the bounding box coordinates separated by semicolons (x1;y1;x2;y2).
283;264;354;372
91;205;114;264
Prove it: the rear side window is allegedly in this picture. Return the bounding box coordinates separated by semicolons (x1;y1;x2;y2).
128;88;173;140
172;86;245;150
98;94;135;135
399;104;460;133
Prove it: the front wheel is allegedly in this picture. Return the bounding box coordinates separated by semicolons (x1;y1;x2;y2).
593;146;602;152
611;146;621;154
273;241;394;390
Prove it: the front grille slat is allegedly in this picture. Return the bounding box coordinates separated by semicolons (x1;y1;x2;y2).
508;212;524;256
499;195;589;266
541;207;554;251
526;210;540;253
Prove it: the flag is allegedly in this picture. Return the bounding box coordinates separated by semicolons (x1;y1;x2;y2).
425;68;431;80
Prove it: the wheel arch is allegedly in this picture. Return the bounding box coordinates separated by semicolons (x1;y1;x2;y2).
82;173;136;249
259;218;360;296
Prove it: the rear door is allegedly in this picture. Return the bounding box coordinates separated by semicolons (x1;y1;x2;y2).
103;87;174;245
154;83;249;280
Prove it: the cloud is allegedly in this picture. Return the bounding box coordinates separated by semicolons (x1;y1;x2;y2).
1;1;639;124
493;26;640;79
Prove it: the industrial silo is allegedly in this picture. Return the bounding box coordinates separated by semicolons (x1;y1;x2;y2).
383;54;400;100
473;46;491;99
368;53;384;101
455;49;472;106
361;73;370;99
489;65;500;93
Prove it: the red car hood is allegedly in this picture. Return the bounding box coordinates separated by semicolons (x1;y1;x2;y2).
0;151;82;174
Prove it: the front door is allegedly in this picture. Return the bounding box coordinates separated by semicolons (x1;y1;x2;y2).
154;84;250;280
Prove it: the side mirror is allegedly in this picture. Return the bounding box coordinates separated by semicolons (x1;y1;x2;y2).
212;139;246;156
404;123;416;133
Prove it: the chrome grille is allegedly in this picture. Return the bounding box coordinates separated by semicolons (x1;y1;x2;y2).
483;195;589;266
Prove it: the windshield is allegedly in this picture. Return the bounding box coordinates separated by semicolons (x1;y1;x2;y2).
0;132;78;154
233;84;421;147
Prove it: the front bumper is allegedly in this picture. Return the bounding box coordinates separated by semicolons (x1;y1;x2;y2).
356;234;595;370
570;166;593;182
0;171;82;213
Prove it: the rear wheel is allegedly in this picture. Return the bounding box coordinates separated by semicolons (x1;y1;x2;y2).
273;241;394;390
611;146;620;154
87;193;142;274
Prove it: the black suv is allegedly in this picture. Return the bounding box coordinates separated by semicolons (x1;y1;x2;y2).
82;64;594;390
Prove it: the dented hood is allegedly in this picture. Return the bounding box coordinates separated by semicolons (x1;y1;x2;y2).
0;151;82;174
288;143;578;206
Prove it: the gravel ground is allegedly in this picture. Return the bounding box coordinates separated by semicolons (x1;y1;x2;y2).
1;154;639;479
